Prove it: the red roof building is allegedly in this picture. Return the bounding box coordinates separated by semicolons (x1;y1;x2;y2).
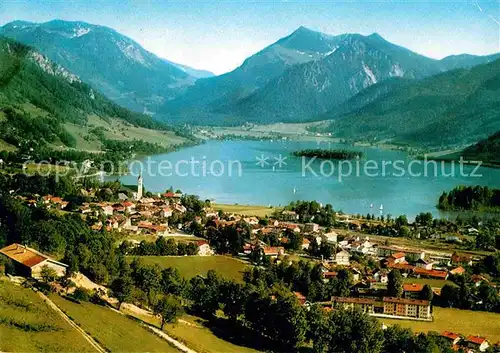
0;243;67;279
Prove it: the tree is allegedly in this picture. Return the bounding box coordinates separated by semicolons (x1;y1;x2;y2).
133;264;161;305
160;267;186;296
307;304;334;353
383;325;414;353
399;226;411;238
329;309;383;353
188;270;222;317
388;270;403;298
220;280;246;322
421;284;434;301
440;284;460;307
110;276;133;310
40;265;57;283
153;295;183;329
394;215;408;229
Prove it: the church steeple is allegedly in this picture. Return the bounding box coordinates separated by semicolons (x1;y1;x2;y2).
136;171;143;200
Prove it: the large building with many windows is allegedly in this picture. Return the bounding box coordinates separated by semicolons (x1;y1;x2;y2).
331;296;432;321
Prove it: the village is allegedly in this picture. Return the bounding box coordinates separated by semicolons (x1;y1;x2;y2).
1;174;499;353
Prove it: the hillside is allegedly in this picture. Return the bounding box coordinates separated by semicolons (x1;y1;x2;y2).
323;58;500;148
436;130;500;166
317;77;412;120
461;130;500;165
0;20;195;112
0;36;188;153
0;280;94;352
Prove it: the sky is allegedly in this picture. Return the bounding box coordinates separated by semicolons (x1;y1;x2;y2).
0;0;499;75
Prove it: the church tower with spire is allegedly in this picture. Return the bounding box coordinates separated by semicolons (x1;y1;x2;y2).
136;171;143;200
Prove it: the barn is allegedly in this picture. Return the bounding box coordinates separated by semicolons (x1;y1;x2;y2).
0;243;68;279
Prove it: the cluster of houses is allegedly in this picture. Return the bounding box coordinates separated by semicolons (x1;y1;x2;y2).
14;189;219;256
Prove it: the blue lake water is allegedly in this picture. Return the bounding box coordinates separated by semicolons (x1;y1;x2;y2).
111;140;500;219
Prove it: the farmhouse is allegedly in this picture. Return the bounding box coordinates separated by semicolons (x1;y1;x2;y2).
281;210;299;221
262;246;285;258
441;331;462;346
414;268;448;280
451;252;473;266
415;258;432;270
388;252;406;264
0;243;67;279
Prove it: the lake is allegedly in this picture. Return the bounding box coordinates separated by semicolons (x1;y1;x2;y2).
111;140;500;219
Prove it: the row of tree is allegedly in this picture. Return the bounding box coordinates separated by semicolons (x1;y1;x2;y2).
120;237;199;256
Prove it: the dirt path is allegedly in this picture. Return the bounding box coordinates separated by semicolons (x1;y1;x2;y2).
37;291;107;353
108;305;198;353
68;272;199;353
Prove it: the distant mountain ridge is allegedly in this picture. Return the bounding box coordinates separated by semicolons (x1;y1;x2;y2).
163;59;215;79
2;20;499;132
159;26;351;121
0;19;198;113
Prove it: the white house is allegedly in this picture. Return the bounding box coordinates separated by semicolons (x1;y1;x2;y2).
416;258;433;270
304;223;319;233
100;205;114;216
197;241;214;256
335;250;350;266
162;207;173;218
324;231;338;243
301;238;311;250
373;270;389;283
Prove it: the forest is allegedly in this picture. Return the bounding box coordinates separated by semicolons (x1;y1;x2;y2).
438;185;500;212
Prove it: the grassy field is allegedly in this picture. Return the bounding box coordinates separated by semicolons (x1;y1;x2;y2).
379;307;500;342
213;203;281;218
88;115;186;146
0;280;93;352
122;307;262;353
131;255;249;282
0;138;17;152
49;294;178;352
403;278;453;288
63;114;188;152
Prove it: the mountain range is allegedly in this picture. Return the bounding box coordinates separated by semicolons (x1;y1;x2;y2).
160;27;499;125
1;19;500;148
